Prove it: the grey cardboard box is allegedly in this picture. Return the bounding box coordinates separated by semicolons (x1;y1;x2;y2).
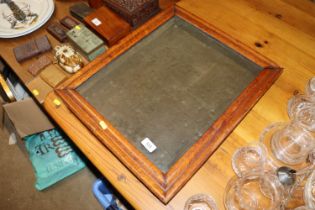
3;98;54;141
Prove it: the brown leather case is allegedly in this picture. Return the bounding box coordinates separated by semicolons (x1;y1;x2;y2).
84;6;131;46
47;22;68;42
35;35;52;53
13;35;52;63
13;41;40;62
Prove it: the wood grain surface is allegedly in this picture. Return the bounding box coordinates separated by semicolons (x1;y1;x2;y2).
2;0;315;209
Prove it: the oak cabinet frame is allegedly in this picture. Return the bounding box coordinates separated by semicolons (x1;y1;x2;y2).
56;6;282;204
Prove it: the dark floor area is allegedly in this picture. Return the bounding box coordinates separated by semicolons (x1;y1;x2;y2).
0;128;103;210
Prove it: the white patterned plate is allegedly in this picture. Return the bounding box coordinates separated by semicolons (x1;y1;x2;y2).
0;0;54;38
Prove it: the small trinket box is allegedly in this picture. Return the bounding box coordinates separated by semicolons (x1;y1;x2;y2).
60;16;80;29
70;3;95;22
66;24;106;61
47;22;68;42
103;0;160;27
28;55;52;76
27;77;53;104
40;65;68;87
84;6;131;46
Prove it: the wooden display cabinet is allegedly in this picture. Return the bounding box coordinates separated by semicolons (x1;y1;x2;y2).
55;5;281;204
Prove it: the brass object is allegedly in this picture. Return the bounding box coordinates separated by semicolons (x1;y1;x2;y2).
0;74;15;102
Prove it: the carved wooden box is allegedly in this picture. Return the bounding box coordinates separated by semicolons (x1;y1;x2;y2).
102;0;160;27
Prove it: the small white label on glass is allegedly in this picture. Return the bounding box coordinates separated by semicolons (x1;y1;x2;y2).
92;18;102;26
141;138;157;153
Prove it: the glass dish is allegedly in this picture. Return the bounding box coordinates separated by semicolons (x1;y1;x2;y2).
231;142;267;177
305;77;315;101
285;171;308;209
294;206;311;210
224;172;284;210
184;194;218;210
260;122;315;167
304;170;315;209
287;94;315;132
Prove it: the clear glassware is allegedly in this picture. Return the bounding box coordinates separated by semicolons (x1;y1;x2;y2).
294;206;311;210
283;159;315;209
224;172;285;210
284;171;308;209
184;194;218;210
231;142;267;177
260;122;315;167
258;123;315;208
287;94;315;132
304;170;315;209
305;77;315;101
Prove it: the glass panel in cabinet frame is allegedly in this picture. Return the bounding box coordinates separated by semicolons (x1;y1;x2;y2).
56;6;282;204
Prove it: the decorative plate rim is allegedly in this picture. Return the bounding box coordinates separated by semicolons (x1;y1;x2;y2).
0;0;54;38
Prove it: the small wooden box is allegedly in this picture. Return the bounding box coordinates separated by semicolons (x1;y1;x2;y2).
103;0;160;27
84;6;131;46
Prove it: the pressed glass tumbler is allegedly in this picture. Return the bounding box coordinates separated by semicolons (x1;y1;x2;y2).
288;94;315;132
260;122;315;166
232;142;267;177
305;77;315;101
224;172;284;210
184;194;218;210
